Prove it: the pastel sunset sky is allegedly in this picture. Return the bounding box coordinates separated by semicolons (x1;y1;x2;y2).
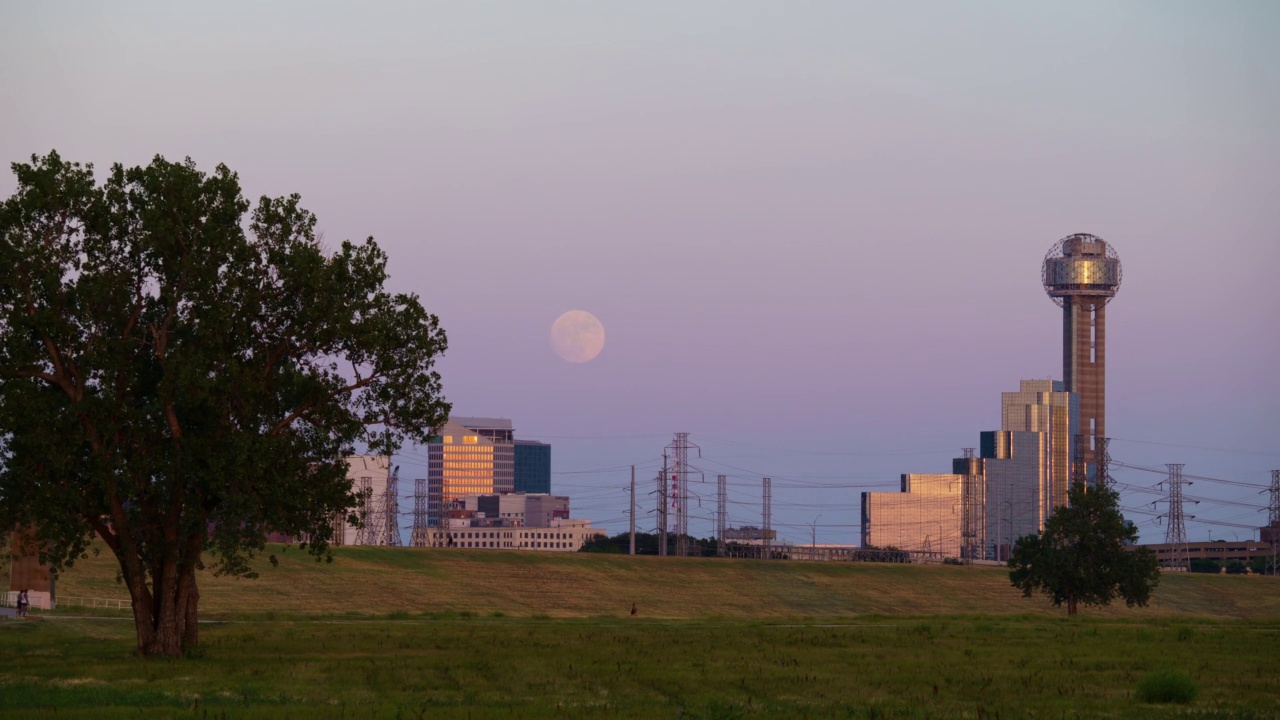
3;1;1277;544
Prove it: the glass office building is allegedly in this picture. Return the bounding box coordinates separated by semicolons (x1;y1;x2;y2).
427;420;499;526
514;440;551;494
862;379;1078;560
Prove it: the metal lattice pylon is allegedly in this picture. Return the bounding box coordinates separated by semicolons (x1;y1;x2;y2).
666;433;703;557
656;464;668;557
959;448;984;563
354;476;374;546
1096;437;1115;489
1072;434;1089;487
384;467;402;547
716;474;727;557
1269;469;1280;528
1161;464;1190;570
412;478;429;547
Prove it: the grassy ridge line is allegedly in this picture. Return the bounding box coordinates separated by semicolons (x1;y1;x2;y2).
53;543;1280;619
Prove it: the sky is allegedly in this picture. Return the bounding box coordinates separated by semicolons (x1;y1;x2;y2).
3;1;1278;546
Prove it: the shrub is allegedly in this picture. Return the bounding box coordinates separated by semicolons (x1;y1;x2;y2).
1136;670;1198;704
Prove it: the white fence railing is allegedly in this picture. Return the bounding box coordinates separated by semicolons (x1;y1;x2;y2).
2;593;130;611
53;595;131;610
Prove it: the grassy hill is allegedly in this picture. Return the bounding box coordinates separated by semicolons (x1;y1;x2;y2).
53;543;1280;619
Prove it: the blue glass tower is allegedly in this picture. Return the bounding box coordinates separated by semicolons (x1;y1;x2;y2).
514;440;551;494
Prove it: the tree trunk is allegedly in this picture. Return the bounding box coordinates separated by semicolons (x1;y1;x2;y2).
122;546;199;657
183;576;199;649
1067;592;1078;616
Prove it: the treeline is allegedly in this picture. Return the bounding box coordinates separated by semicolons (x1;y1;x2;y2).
579;533;911;563
580;532;722;556
1188;557;1276;575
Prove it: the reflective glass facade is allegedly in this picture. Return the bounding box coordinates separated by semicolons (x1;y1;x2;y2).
861;474;963;557
862;379;1079;560
427;420;498;526
514;440;551;494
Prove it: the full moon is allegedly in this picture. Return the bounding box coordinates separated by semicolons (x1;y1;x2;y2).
550;310;606;364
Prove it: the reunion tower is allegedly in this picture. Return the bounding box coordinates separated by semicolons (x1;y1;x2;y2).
1042;233;1122;483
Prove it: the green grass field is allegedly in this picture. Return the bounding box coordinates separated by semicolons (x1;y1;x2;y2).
46;543;1280;620
3;545;1278;718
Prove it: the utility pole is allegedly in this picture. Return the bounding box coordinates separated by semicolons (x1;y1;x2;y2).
762;477;772;560
810;514;822;554
716;475;727;557
1268;469;1279;575
629;465;636;556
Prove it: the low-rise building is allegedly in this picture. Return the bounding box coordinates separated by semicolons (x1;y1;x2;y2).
443;518;603;552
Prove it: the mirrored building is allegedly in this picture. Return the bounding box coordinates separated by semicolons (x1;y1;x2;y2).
862;380;1078;560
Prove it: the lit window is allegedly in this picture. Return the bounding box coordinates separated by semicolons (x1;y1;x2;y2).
443;436;453;444
464;435;479;444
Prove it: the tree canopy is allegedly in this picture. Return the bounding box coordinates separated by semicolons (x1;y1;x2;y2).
0;152;450;656
1008;483;1160;615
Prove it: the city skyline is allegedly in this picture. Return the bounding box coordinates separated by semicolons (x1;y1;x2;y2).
2;1;1277;545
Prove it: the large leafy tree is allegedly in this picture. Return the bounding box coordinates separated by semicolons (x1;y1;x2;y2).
1008;483;1160;615
0;152;450;656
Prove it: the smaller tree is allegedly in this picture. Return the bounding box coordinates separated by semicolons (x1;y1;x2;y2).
1008;483;1160;615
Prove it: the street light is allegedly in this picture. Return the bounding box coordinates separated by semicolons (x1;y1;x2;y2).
809;515;823;554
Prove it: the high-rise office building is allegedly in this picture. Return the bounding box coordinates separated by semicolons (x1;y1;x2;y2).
451;417;514;493
427;420;500;527
863;380;1077;560
514;440;551;494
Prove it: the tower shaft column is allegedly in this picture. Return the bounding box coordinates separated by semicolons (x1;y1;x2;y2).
1064;300;1105;479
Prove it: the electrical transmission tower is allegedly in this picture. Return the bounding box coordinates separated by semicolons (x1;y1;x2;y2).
383;467;402;547
716;475;727;557
762;477;772;560
1072;434;1088;486
666;433;702;556
1096;437;1115;489
656;461;668;557
1160;463;1191;571
412;478;428;547
354;476;374;545
959;448;984;563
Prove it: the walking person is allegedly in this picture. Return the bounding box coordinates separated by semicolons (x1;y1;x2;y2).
16;589;29;618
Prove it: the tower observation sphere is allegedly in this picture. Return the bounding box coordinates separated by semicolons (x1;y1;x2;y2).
1043;233;1121;486
1042;234;1122;307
